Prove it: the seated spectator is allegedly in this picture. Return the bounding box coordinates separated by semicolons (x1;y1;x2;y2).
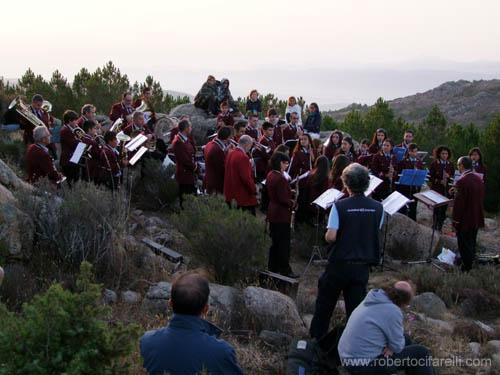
217;101;234;127
285;96;303;125
194;75;218;115
303;103;321;138
338;281;435;375
216;78;237;112
140;272;244;375
246;89;262;117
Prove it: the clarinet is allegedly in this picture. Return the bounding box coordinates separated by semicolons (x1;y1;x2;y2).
290;169;301;231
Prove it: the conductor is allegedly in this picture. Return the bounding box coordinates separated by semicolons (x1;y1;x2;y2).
310;163;384;340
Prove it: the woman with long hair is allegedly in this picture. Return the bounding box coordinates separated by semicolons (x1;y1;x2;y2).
245;89;262;117
324;130;343;160
468;147;487;182
285;96;303;125
429;145;455;231
289;133;316;179
303;102;322;138
339;136;357;162
298;155;331;224
330;154;351;192
368;128;388;155
370;138;397;201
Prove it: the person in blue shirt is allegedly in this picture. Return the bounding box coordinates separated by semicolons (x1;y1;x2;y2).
140;272;244;375
310;163;384;340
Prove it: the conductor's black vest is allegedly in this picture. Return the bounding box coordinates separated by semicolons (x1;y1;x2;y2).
329;194;383;264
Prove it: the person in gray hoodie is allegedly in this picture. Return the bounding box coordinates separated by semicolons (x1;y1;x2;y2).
338;281;435;375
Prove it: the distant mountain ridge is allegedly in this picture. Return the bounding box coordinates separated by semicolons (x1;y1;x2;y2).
324;79;500;127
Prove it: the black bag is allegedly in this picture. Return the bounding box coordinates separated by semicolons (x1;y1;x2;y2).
286;338;339;375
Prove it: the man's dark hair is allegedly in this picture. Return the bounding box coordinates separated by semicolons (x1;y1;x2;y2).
269;151;290;171
458;156;473;170
178;119;190;132
433;145;452;160
360;138;370;146
234;121;246;132
267;108;278;117
262;121;273;131
247;112;258;119
408;143;418;152
220;100;229;109
32;94;44;103
63;110;79;124
81;104;95;116
382;286;412;307
82;120;96;133
104;131;117;143
217;126;232;140
122;91;132;99
341;163;370;194
171;272;210;315
404;129;414;135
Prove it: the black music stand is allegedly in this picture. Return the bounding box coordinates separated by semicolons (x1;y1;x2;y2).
413;190;452;260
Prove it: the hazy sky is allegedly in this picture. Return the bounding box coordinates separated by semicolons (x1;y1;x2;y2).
3;0;500;106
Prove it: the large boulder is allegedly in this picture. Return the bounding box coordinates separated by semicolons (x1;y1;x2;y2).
383;213;438;260
207;283;243;328
142;281;172;315
410;292;447;319
243;286;307;336
169;104;218;145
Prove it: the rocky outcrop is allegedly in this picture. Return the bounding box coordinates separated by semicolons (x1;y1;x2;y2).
169;104;220;145
411;292;447;319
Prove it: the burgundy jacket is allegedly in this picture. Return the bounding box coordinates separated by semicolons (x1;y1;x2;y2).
368;143;382;155
224;147;257;207
395;156;425;197
266;170;293;223
123;123;153;137
429;159;455;197
272;120;286;145
452;171;484;231
216;112;234;127
172;133;197;185
370;152;398;198
203;138;226;194
357;153;372;168
289;148;314;179
80;134;100;180
472;162;487;183
245;126;260;141
109;102;134;122
324;143;340;161
282;124;302;143
254;136;276;180
26;143;61;183
60;125;80;167
99;144;121;177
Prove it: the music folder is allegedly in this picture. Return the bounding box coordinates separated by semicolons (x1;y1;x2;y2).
129;146;148;166
365;175;383;197
382;191;411;216
70;142;87;164
393;147;406;162
312;188;344;210
125;134;148;152
397;169;427;187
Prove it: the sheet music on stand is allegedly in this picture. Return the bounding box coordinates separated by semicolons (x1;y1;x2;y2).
414;190;451;208
397;169;427;187
365;175;383;197
129;146;148;166
312;188;344;210
382;191;411;216
125;134;148;152
70;142;87;164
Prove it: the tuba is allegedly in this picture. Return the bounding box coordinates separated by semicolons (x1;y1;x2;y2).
110;118;124;133
8;96;48;128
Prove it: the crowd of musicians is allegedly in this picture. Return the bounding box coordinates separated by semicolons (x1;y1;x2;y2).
14;81;487;277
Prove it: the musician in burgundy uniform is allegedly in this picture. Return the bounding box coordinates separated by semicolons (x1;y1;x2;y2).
244;113;260;141
452;156;485;272
395;143;425;221
356;139;372;167
233;121;247;144
330;154;350;192
203;127;231;194
338;136;357;162
60;110;81;184
109;92;135;122
172;120;198;207
76;104;97;127
80;120;101;182
99;131;127;190
216;101;234;127
19;94;54;145
468;147;487;183
26;126;62;184
282;112;303;143
397;129;414;149
289;133;315;179
253;122;276;181
370;138;397;201
323;130;342;161
429;145;455;231
224;135;258;215
133;86;153;108
266;151;298;278
299;155;330;225
267;108;286;146
123;111;153;137
368;128;387;155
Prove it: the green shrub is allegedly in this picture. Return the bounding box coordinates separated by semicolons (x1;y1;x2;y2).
0;262;140;374
175;195;269;285
132;158;178;211
0;134;26;175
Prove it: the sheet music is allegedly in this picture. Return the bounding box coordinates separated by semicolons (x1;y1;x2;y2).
125;134;148;151
312;188;344;209
365;175;383;197
417;151;428;160
421;190;449;204
70;142;87;164
129;146;148;166
382;191;411;216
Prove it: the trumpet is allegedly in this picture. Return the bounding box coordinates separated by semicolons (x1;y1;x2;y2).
8;96;47;128
252;142;271;154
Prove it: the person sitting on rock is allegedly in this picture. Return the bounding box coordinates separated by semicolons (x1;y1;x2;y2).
338;281;435;375
216;78;237;112
140;272;244;375
194;75;218;116
216;101;235;127
245;89;262;118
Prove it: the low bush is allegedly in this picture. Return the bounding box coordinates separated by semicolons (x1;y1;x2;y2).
132;158;178;211
175;195;269;285
0;262;141;374
0;133;26;176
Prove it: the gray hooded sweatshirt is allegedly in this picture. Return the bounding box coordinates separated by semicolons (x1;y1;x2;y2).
338;289;406;364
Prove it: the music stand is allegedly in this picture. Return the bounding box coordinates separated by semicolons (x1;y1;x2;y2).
413;190;452;259
302;188;344;277
379;191;411;270
393;147;406;163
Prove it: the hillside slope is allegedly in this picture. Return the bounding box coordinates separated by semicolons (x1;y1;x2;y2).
324;79;500;126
